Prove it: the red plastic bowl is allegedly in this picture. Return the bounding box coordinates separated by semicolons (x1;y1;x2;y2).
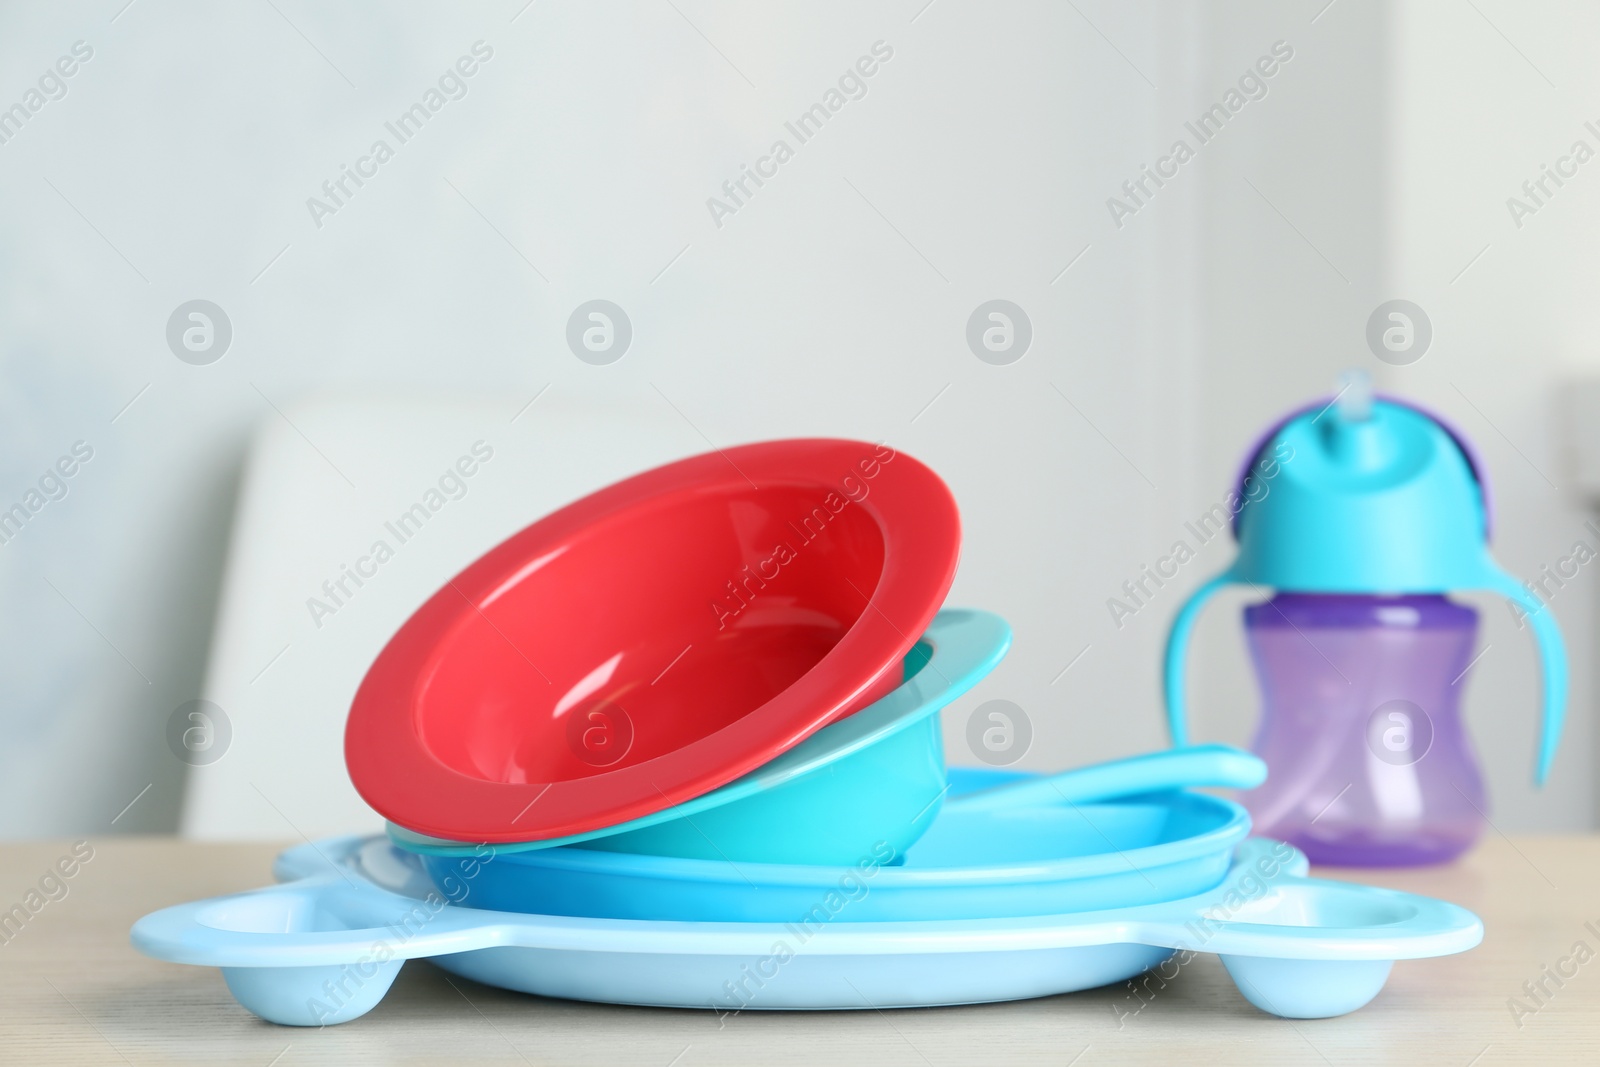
345;438;960;843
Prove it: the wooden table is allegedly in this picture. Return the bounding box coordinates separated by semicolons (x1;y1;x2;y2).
1;837;1595;1065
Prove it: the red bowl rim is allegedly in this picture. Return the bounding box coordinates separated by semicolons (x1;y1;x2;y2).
344;437;961;843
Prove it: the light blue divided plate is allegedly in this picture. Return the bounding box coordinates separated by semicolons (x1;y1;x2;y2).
420;770;1251;921
131;835;1482;1026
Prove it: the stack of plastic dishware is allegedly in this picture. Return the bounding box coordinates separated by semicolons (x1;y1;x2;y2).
347;439;971;865
131;439;1485;1026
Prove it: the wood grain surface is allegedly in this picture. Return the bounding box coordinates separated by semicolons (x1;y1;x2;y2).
0;836;1595;1065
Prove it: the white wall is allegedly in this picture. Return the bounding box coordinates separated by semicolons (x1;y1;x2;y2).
0;1;1588;838
0;1;1187;837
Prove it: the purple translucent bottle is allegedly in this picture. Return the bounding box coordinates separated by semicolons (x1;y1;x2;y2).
1163;373;1568;868
1241;593;1485;866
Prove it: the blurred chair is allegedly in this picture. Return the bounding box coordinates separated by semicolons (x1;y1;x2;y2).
181;391;698;839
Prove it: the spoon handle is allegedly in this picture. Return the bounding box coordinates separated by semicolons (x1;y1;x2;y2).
947;743;1267;812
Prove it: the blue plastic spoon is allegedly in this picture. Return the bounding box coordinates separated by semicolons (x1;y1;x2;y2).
945;743;1268;813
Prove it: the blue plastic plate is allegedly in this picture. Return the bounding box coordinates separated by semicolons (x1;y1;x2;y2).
421;770;1251;921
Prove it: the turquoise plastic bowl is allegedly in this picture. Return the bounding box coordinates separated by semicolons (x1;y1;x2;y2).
418;770;1251;921
389;609;1011;866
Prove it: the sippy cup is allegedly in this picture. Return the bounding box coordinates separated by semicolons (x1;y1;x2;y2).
1163;377;1566;866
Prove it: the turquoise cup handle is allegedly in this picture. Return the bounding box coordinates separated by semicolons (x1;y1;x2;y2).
1479;562;1567;784
1162;570;1234;748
